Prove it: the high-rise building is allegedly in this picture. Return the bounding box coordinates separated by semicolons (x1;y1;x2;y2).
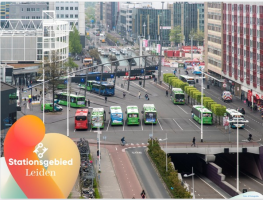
1;2;11;28
105;2;118;31
169;2;204;46
222;3;263;102
132;8;171;46
204;2;223;82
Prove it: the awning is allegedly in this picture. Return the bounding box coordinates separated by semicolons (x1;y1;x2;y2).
203;72;224;83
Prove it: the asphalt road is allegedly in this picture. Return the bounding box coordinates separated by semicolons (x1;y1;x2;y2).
126;147;170;199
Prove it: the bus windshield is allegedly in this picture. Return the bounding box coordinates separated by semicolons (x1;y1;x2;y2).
175;94;184;99
128;113;138;118
145;112;157;121
188;80;195;84
77;97;85;101
203;113;212;117
75;116;87;120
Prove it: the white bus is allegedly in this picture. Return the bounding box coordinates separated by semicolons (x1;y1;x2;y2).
99;34;105;42
225;108;246;128
179;75;195;86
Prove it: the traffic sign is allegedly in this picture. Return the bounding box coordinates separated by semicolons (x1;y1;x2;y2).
96;76;100;81
110;74;114;78
223;83;227;88
81;78;84;83
141;69;144;73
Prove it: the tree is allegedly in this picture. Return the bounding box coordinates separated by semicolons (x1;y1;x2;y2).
189;29;204;46
69;26;82;55
169;26;184;46
85;7;95;24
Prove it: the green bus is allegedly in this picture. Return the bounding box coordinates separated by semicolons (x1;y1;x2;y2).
55;92;86;108
57;76;67;89
126;105;140;125
192;105;213;125
141;104;157;124
171;88;185;105
80;80;97;91
91;108;106;129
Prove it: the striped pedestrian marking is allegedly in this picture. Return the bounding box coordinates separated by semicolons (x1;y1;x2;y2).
142;143;145;145
136;143;139;145
131;143;134;145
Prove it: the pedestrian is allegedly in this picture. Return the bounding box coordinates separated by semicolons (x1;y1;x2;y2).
123;92;126;98
75;92;78;95
145;93;148;100
88;99;90;107
105;96;107;103
166;90;168;97
191;111;194;119
141;190;146;199
22;87;24;92
191;137;196;147
138;91;141;99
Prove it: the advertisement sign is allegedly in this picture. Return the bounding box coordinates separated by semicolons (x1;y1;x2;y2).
157;44;161;53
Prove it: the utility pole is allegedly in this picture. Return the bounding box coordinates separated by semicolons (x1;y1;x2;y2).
84;66;89;99
143;22;146;38
158;2;164;84
113;62;117;88
127;59;132;91
139;37;143;68
143;56;147;88
99;65;104;95
190;35;194;60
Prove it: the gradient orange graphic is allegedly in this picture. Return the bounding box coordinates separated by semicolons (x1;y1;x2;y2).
4;115;80;199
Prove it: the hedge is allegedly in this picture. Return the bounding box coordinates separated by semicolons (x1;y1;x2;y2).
148;139;192;198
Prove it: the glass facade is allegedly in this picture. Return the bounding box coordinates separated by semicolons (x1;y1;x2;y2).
133;8;171;46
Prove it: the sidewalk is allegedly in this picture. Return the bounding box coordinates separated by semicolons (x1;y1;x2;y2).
89;145;123;199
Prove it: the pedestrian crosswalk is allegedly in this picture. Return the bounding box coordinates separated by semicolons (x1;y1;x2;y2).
120;143;148;152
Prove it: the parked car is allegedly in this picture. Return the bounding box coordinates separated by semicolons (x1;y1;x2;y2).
98;48;102;52
41;103;63;112
222;91;233;102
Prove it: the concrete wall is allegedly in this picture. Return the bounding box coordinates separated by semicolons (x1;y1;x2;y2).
258;147;263;179
205;162;240;197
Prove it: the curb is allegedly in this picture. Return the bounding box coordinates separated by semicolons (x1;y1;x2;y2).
144;148;173;198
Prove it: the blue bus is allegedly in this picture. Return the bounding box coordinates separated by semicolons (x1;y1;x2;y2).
92;81;115;96
109;106;123;125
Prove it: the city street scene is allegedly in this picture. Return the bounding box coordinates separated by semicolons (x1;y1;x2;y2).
1;1;263;199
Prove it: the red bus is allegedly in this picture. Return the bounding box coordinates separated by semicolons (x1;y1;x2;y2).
75;109;89;130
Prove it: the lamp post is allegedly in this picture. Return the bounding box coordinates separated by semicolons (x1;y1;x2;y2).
143;22;146;38
158;2;164;84
159;133;168;172
184;167;195;199
189;34;194;60
228;118;249;192
201;67;203;142
66;71;74;137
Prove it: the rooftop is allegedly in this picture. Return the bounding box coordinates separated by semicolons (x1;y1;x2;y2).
1;82;16;92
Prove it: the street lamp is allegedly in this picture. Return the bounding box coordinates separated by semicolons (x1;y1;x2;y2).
66;71;74;137
94;116;102;173
37;68;45;124
143;22;146;38
159;133;168;172
189;34;194;61
228;118;249;192
184;167;195;199
201;67;204;142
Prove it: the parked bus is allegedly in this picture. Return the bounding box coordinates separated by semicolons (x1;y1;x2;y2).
91;108;106;129
226;108;246;128
75;109;89;130
109;106;123;125
192;105;213;125
171;88;185;105
92;82;115;96
126;105;140;125
141;104;157;124
179;75;195;87
55;92;86;108
80;80;97;91
57;76;67;89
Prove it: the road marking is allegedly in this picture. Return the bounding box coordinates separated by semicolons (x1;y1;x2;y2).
132;82;147;92
241;171;263;186
107;120;110;131
196;175;227;199
157;119;163;130
74;129;76;132
115;147;117;150
136;143;139;145
142;143;145;145
131;143;134;145
173;119;183;130
141;119;143;131
123;120;125;131
177;105;188;114
189;119;201;130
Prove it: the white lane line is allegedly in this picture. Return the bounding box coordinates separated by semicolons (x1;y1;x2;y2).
131;143;134;146
123;120;125;131
172;119;183;130
115;147;117;150
74;129;76;132
177;105;189;114
107;120;110;131
189;119;201;130
241;172;263;186
196;175;227;199
141;119;143;131
157;119;163;130
132;82;147;92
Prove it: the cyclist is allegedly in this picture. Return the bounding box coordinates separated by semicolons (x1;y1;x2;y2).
121;137;125;146
248;134;253;141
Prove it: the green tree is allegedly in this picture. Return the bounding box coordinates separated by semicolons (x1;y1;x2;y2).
169;26;184;46
85;7;95;24
189;29;204;46
69;26;82;55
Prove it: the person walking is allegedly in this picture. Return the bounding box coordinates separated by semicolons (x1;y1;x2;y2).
105;96;107;103
191;137;196;147
166;90;168;97
145;93;148;100
123;92;126;99
87;99;90;107
138;91;141;99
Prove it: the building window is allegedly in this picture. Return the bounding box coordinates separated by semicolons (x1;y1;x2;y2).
27;8;30;11
61;14;64;18
65;14;68;18
32;16;35;19
70;7;73;10
75;7;78;10
21;8;23;11
70;22;73;25
57;14;59;18
22;16;25;19
36;8;40;12
75;14;78;18
66;7;68;10
70;14;73;18
56;7;59;10
31;8;35;12
61;7;64;10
